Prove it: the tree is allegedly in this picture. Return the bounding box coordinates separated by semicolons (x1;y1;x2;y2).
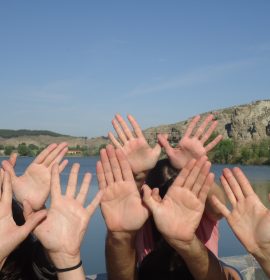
17;143;29;156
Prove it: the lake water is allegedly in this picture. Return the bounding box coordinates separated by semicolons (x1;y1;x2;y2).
1;156;270;275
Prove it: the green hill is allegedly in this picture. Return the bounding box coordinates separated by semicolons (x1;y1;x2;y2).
0;129;68;138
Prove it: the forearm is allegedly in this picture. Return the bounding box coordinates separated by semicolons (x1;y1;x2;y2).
106;231;137;280
167;236;227;280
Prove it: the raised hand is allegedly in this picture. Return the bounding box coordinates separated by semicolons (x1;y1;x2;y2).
34;163;102;270
158;114;223;169
108;114;161;175
97;145;149;232
1;142;68;210
212;167;270;276
0;171;47;266
142;157;214;243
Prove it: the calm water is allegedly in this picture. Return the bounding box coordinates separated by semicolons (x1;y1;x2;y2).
1;156;270;275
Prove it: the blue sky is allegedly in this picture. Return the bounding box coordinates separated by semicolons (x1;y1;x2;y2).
0;0;269;137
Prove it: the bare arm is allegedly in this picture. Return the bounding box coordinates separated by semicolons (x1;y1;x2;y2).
169;236;239;280
106;231;137;280
97;146;149;280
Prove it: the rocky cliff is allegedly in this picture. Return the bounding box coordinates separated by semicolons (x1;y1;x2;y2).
0;100;270;155
144;99;270;146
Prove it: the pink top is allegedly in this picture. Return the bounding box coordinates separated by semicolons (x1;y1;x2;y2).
136;212;219;264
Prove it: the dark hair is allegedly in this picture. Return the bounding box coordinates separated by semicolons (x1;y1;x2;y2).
138;159;194;280
0;200;57;280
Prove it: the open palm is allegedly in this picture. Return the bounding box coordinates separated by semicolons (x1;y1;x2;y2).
0;172;47;264
143;157;214;242
2;142;68;210
97;145;149;232
109;114;161;174
158;115;222;170
34;163;102;259
212;167;270;256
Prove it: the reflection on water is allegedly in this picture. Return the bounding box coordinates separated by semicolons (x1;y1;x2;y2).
1;157;270;274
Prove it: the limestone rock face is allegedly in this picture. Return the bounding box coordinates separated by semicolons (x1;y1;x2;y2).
0;100;269;154
144;100;270;146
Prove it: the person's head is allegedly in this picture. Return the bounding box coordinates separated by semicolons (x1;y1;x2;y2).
145;158;179;198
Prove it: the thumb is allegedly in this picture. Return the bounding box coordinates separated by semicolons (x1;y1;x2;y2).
153;143;161;158
1;160;17;180
142;184;158;212
9;153;18;167
21;202;47;237
157;134;173;154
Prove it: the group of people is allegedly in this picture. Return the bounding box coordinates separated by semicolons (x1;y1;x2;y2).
0;114;269;280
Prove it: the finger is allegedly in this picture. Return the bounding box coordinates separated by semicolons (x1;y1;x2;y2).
152;188;162;202
59;159;69;173
191;161;211;196
22;200;33;220
108;132;122;148
48;146;69;168
115;149;134;181
183;115;200;138
86;190;103;217
205;135;223;152
223;168;244;201
100;148;114;185
96;161;107;190
153;144;161;158
211;195;230;218
2;172;12;206
220;175;237;206
43;142;68;167
198;172;214;204
142;184;157;212
112;118;128;144
50;163;62;200
127;114;144;138
116;114;134;140
194;114;213;138
173;159;197;187
106;145;123;182
200;120;217;143
9;153;17;167
76;173;91;205
33;143;58;164
232;167;254;197
1;160;16;179
182;156;208;190
157;134;174;155
20;209;47;239
65;163;80;198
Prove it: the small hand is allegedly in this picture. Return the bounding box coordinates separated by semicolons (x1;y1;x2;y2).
97;145;149;232
108;114;161;175
158;114;222;169
0;171;47;265
1;142;68;210
143;157;214;243
34;163;102;266
212;167;270;258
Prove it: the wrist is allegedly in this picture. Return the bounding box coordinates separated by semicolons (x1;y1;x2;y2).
107;230;137;241
166;235;199;255
48;252;81;269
